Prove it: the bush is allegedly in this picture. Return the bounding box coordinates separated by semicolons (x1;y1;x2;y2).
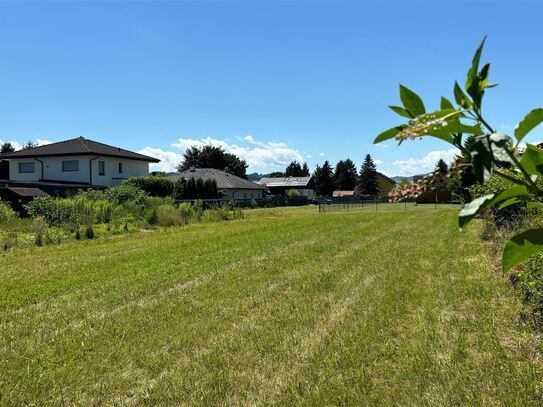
287;189;300;197
124;176;174;197
0;201;16;222
469;170;527;229
85;225;95;239
175;178;218;199
178;202;194;225
32;216;48;246
25;197;78;227
104;184;147;205
512;253;543;326
156;205;183;227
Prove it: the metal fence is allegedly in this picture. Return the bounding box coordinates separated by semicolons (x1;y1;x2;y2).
318;198;450;213
318;200;378;213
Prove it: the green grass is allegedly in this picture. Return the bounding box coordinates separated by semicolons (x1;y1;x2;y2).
1;206;542;405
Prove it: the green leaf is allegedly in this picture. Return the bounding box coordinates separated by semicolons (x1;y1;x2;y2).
465;36;487;103
454;81;472;109
470;139;494;183
519;144;543;176
498;197;522;210
489;132;514;164
458;184;530;228
399;85;425;116
440;97;454;110
389;105;413;118
448;122;484;136
459;194;494;229
528;202;543;210
503;228;543;272
514;108;543;143
374;125;405;144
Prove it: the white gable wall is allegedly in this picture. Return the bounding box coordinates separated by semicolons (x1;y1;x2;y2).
8;155;150;186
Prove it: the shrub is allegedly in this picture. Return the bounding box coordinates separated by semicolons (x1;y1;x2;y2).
178;202;194;225
85;225;95;239
193;200;204;221
287;189;300;197
145;207;159;225
124;176;174;197
469;170;527;229
2;233;16;251
512;253;543;326
156;204;183;226
74;189;106;201
104;184;147;205
0;201;16;222
175;178;218;199
32;216;48;246
25;197;78;227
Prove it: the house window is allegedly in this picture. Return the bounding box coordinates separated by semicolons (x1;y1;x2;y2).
18;162;35;173
98;161;105;176
118;162;123;173
62;160;79;172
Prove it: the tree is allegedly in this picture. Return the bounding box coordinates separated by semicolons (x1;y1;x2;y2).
313;161;335;196
1;142;15;154
334;159;358;190
435;158;448;175
302;162;310;176
357;154;378;196
177;145;248;178
22;141;37;150
267;171;285;178
448;135;478;202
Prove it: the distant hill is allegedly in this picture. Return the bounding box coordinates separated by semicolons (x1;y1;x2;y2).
391;176;412;182
247;172;263;181
392;174;430;183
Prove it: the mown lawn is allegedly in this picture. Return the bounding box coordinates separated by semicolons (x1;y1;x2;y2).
1;205;542;405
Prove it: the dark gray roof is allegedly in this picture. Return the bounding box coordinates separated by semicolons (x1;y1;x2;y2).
258;176;312;188
172;168;266;190
7;187;49;197
0;137;160;163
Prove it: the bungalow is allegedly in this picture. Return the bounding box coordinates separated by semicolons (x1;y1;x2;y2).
376;172;396;197
171;167;266;200
0;137;159;188
258;176;315;198
335;173;396;198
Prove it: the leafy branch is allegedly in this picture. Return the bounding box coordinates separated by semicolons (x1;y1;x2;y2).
374;37;543;272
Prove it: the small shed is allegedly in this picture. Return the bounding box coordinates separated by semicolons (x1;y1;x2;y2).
0;187;49;213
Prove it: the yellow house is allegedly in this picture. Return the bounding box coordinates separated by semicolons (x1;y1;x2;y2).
335;173;396;198
376;172;396;197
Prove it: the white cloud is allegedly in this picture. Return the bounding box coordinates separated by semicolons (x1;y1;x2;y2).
169;135;304;172
138;147;184;173
392;148;459;176
319;152;325;157
36;139;53;146
374;159;384;165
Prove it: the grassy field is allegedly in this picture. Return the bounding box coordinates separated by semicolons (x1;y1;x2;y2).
1;205;543;405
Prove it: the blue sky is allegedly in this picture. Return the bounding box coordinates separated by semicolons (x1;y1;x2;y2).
0;1;542;176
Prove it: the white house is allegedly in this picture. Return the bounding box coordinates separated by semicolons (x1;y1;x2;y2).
0;137;159;187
